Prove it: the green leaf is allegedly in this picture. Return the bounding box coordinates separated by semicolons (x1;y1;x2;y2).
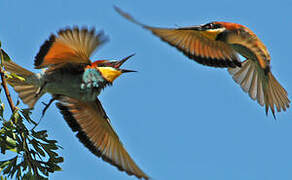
38;165;48;176
31;143;45;157
0;160;10;170
50;164;62;172
0;49;11;62
4;136;17;152
16;99;20;106
0;87;63;178
22;172;37;180
5;136;16;147
7;157;17;178
2;159;13;174
21;159;28;171
0;103;4;118
1;175;7;180
10;73;25;81
20;109;36;126
3;121;14;129
16;167;21;178
53;157;64;164
42;139;58;144
10;111;21;124
43;146;58;157
32;130;47;139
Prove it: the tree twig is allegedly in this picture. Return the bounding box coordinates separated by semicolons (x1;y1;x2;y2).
0;70;15;112
0;49;40;177
0;50;15;112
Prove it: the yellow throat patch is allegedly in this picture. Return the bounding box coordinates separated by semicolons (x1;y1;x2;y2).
201;28;226;40
97;67;122;83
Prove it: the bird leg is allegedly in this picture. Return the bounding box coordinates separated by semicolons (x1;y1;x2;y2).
32;95;60;130
41;95;59;118
35;81;47;97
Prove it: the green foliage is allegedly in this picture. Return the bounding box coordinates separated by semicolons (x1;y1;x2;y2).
0;48;63;179
0;49;11;63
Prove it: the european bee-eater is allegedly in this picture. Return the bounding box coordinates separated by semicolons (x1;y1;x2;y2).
115;7;290;118
4;27;149;179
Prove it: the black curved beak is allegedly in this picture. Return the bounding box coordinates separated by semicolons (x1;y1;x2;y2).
121;69;137;73
178;25;203;31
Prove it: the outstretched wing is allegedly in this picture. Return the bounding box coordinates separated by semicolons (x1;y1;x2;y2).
34;27;108;69
115;6;240;68
56;96;149;180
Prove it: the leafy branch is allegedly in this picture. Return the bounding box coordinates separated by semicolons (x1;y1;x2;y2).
0;42;63;179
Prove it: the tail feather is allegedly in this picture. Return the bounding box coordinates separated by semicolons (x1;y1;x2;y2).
228;59;290;118
270;73;290;102
3;61;42;108
248;68;258;100
15;84;42;108
240;62;255;92
268;73;290;111
4;60;34;76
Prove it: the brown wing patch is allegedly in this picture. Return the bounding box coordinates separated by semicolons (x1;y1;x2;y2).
34;27;108;69
147;27;241;68
221;29;270;70
56;96;149;180
114;6;241;68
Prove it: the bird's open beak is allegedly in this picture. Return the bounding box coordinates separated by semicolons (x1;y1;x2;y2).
116;53;137;73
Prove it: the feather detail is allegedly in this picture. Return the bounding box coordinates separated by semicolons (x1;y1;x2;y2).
3;60;42;108
228;60;290;118
56;96;149;179
34;27;108;69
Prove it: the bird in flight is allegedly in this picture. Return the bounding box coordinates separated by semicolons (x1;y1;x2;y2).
4;26;149;179
115;6;290;118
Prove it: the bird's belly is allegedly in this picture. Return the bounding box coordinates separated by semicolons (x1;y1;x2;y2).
44;72;100;101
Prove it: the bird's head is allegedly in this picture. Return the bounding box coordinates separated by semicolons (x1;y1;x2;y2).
92;54;136;83
194;21;249;31
180;22;252;40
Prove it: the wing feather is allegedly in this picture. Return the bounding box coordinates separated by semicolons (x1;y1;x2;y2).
115;6;240;68
35;27;108;69
228;60;289;117
56;96;149;179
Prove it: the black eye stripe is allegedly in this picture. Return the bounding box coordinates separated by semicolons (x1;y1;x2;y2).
202;23;222;30
213;24;222;29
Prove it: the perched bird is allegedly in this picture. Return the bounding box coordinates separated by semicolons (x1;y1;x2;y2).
115;6;290;118
4;27;149;179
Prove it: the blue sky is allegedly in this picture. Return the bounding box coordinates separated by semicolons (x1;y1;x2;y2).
1;0;292;179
